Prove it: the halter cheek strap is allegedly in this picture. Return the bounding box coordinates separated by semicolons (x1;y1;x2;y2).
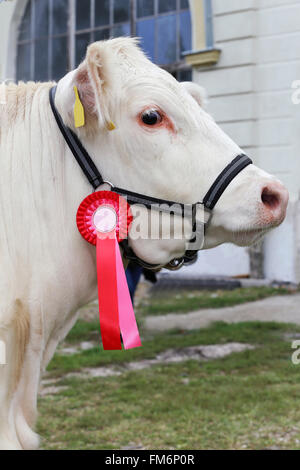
49;85;252;270
49;86;104;190
203;154;253;210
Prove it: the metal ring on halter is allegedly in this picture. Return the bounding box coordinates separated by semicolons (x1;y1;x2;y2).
103;180;115;188
94;180;115;192
165;258;185;271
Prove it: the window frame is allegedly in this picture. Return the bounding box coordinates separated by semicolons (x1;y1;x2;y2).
133;0;191;76
183;0;220;67
16;0;193;82
16;0;70;81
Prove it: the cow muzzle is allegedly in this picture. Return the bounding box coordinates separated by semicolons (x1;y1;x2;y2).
260;180;289;227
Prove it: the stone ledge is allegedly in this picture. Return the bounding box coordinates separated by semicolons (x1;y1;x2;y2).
183;48;221;67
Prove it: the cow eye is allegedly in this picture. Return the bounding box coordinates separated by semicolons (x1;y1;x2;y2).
141;109;162;126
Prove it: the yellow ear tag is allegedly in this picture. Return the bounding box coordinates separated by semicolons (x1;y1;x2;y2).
73;86;85;128
107;121;116;131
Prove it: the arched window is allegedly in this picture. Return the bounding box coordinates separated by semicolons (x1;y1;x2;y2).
16;0;193;83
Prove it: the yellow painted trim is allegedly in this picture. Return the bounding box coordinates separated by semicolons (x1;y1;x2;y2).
189;0;206;51
184;49;221;67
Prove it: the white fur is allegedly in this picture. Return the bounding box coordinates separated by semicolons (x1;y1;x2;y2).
0;38;287;449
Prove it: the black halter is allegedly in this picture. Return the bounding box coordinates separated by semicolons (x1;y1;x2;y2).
49;86;252;270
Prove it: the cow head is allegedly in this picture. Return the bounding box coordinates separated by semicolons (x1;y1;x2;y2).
56;38;288;267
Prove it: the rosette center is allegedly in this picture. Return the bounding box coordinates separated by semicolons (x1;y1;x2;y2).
93;206;117;233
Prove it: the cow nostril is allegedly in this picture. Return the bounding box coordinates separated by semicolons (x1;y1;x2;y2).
261;187;280;210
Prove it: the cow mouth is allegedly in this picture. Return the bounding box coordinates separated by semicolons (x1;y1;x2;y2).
231;227;269;246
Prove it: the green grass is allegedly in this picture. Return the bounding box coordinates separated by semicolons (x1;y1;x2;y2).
138;286;296;316
66;319;100;343
48;317;289;376
38;321;300;450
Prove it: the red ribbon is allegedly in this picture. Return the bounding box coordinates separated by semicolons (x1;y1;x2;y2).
77;191;141;351
97;233;122;350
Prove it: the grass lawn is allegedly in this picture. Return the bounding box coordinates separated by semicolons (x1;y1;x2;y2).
38;321;300;450
138;286;297;316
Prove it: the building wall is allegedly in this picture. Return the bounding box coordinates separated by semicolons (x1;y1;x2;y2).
191;0;300;282
0;1;15;79
255;0;300;283
0;0;299;282
190;0;256;279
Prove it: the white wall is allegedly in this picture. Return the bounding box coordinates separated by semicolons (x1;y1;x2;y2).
0;0;254;281
172;243;250;278
188;0;257;279
0;0;26;80
0;1;16;79
0;0;299;281
190;0;300;282
255;1;300;282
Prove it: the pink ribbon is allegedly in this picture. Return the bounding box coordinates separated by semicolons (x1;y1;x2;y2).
115;238;142;350
97;234;122;350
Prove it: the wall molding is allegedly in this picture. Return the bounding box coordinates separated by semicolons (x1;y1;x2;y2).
183;48;221;67
186;0;220;68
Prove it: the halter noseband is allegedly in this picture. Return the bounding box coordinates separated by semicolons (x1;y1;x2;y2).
49;85;252;270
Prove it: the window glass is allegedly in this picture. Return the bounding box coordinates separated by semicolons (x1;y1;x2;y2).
180;11;191;54
177;69;192;82
95;0;110;27
180;0;189;9
52;36;68;81
18;2;31;41
114;0;130;23
53;0;68;35
16;0;194;83
34;38;49;80
136;18;155;62
112;23;130;37
204;0;213;48
94;28;110;41
17;43;31;81
76;32;91;65
157;14;177;65
34;0;49;38
137;0;154;18
76;0;91;30
158;0;176;14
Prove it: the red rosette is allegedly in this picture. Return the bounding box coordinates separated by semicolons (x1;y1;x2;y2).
76;191;133;245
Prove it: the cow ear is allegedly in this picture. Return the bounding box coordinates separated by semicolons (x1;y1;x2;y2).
73;42;114;130
181;82;208;109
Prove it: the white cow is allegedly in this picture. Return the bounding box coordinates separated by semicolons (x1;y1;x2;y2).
0;38;288;449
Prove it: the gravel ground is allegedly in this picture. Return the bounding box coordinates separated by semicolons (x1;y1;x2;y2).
145;294;300;331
